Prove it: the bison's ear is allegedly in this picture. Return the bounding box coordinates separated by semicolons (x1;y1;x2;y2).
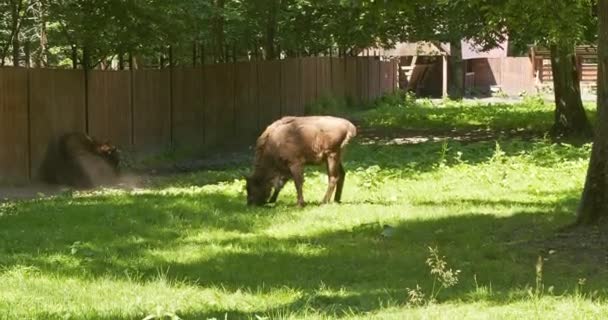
97;143;116;154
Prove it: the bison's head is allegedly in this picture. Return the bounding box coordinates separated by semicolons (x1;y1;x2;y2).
96;142;120;171
245;175;272;206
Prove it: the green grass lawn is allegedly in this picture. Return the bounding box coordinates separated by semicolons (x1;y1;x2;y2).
1;97;606;319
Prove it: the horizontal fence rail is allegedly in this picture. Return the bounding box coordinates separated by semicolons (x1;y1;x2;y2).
0;57;398;182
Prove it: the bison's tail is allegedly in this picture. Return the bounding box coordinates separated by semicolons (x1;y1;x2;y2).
341;122;358;148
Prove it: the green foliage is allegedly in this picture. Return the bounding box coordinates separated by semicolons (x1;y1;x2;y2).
0;0;420;67
502;0;597;50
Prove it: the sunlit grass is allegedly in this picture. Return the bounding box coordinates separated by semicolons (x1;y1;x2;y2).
361;93;597;132
0;98;603;319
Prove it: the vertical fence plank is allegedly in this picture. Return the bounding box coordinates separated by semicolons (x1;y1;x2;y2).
393;59;399;91
0;68;29;182
29;69;86;179
345;57;358;105
330;58;345;98
301;57;317;110
220;64;236;141
132;69;171;151
87;70;132;149
382;61;392;94
202;64;221;146
203;63;235;146
357;58;371;104
257;60;282;129
316;57;332;98
281;59;302;116
369;59;380;100
172;67;205;148
235;62;259;143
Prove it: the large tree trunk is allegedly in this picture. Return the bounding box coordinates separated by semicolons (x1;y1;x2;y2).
213;0;225;63
36;0;48;67
449;40;464;99
10;0;21;66
577;0;608;224
264;0;278;60
550;45;593;138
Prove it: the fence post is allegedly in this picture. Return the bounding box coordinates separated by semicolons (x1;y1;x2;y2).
169;45;174;147
26;68;32;181
84;66;89;135
279;59;283;116
129;53;135;149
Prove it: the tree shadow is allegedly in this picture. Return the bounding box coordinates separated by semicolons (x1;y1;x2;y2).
0;191;277;277
2;188;604;319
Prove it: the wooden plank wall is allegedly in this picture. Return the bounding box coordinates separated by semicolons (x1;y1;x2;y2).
257;60;282;131
132;69;171;151
281;59;303;117
301;57;318;109
0;57;398;181
234;62;259;144
330;58;345;98
171;67;205;148
29;69;86;179
0;68;29;182
87;70;132;148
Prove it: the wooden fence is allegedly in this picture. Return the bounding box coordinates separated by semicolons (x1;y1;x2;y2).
0;57;398;182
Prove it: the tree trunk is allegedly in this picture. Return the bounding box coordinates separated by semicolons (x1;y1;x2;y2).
550;45;593;138
82;46;91;70
10;0;21;66
24;41;30;67
449;40;464;99
213;0;225;63
265;0;278;60
36;0;48;67
71;45;78;69
192;42;197;67
577;0;608;224
118;52;125;70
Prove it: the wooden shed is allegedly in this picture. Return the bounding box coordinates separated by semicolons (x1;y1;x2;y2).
532;45;598;85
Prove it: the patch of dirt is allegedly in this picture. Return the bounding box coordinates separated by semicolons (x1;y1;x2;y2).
0;183;66;202
129;150;252;176
518;223;608;270
0;149;253;203
0;172;149;203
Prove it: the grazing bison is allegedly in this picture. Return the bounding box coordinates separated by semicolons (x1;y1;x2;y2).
40;132;120;189
246;116;357;207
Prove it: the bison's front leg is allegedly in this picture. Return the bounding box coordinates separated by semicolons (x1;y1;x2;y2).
289;164;306;207
268;176;289;203
322;153;341;204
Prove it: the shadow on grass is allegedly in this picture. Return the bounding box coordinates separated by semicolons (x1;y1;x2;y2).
1;188;605;319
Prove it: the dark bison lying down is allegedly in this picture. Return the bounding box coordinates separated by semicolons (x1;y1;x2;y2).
40;132;120;189
246;116;357;207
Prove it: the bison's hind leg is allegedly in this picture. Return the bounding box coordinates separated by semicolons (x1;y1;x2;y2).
289;164;306;207
334;163;346;203
322;154;342;204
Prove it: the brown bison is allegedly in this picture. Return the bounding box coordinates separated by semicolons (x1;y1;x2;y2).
246;116;357;207
40;132;120;189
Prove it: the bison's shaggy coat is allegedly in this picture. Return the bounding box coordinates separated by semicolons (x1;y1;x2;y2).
40;132;120;188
